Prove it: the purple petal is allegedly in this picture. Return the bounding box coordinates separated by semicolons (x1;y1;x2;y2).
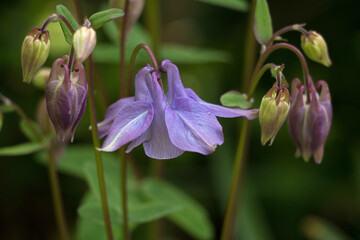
142;71;184;159
70;84;88;141
98;101;154;152
165;97;224;155
98;97;135;138
185;88;259;119
134;65;154;102
160;60;187;102
126;130;150;153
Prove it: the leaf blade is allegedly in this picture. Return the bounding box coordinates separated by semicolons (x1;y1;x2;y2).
253;0;273;45
0;142;45;156
56;5;79;44
89;9;125;30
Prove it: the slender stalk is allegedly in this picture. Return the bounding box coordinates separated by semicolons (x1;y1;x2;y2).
120;148;130;240
86;55;114;240
48;146;70;240
145;0;161;56
265;23;308;48
247;63;277;97
119;0;130;98
41;14;76;33
220;119;249;240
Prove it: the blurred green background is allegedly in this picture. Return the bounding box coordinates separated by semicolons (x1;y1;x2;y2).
0;0;359;239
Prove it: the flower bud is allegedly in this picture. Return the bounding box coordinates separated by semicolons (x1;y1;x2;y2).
32;67;51;90
259;85;290;146
21;28;51;83
301;31;332;67
46;56;88;142
73;25;96;63
288;78;332;163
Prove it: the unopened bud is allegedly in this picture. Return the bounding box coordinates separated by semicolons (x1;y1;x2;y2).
301;31;332;67
73;25;96;63
21;28;51;83
259;85;290;146
46;56;88;142
288;78;332;163
32;67;51;90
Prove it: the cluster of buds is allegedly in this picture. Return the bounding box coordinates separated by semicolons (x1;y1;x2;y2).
21;27;51;83
288;78;332;163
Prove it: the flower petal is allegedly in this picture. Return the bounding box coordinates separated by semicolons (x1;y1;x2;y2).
160;60;187;102
165;97;224;155
134;65;154;102
98;101;154;152
97;97;134;138
185;88;259;119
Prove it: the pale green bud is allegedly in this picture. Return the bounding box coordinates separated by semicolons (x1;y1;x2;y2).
32;67;51;90
259;86;290;146
21;28;51;83
73;26;96;63
301;31;332;67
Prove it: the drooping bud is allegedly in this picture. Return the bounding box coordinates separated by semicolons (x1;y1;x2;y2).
21;27;51;83
301;31;332;67
110;0;145;40
32;67;51;90
45;56;88;142
73;24;96;63
259;85;290;146
288;78;332;163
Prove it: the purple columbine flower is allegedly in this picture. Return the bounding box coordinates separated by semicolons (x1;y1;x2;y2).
46;56;88;142
288;77;332;163
97;60;259;159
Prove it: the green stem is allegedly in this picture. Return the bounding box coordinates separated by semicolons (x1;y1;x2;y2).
86;55;114;240
47;146;70;240
241;0;257;90
119;0;130;98
247;63;277;97
120;148;130;240
144;0;161;56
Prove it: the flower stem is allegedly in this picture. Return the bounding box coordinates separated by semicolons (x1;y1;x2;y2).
47;145;70;240
120;148;130;240
41;14;76;34
220;119;249;240
86;55;114;240
119;0;130;99
144;0;161;56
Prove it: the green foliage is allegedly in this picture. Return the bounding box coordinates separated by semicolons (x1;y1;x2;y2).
141;178;214;240
220;91;254;109
0;142;45;156
89;9;125;30
56;5;79;44
196;0;249;11
19;119;43;142
254;0;273;45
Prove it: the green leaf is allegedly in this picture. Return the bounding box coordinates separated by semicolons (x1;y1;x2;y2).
76;217;122;240
19;119;43;142
142;178;214;240
35;145;119;179
220;91;254;109
0;142;45;156
254;0;273;45
196;0;249;11
0;104;15;113
89;9;125;30
78;196;181;225
56;5;79;44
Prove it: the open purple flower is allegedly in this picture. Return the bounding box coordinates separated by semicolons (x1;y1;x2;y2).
288;77;332;163
97;60;259;159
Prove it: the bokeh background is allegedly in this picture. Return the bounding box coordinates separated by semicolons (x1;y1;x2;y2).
0;0;359;239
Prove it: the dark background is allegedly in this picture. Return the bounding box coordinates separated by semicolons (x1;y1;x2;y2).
0;0;359;239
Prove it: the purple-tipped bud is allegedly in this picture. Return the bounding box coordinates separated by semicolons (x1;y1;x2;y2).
73;25;96;63
21;28;51;83
259;85;290;146
301;31;332;67
288;78;332;163
45;56;88;142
